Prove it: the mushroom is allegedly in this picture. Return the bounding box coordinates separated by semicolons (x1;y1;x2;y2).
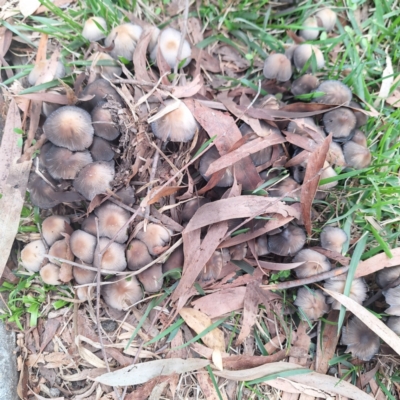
263;53;292;82
98;237;127;273
73;265;97;285
351;129;368;147
73;161;115;200
293;249;331;278
115;186;136;207
150;27;191;69
42;91;62;117
43;106;94;151
341;317;380;361
136;223;171;256
28;60;65;86
319;162;338;190
89;136;114;162
137;264;164;293
268;177;300;199
239;123;273;166
42;215;73;246
255;235;269;256
81;215;97;236
267;224;306;256
287;117;325;140
315;8;337;31
21;240;47;272
349;101;368;127
91;101;120;140
199;147;234;188
87;52;122;80
162;245;184;274
42;145;93;180
386;316;400;335
291;74;320;96
383;285;400;316
322;108;357;142
40;263;62;285
299;17;320;40
49;238;74;282
294;288;329;320
148;27;161;53
76;286;94;301
376;266;400;289
293;44;325;71
82;17;107;42
323;276;367;310
313;80;352;105
104;23;143;60
198;251;224;282
181;197;210;223
126;239;153;271
81;79;123;111
343;141;371;169
320;226;348;253
229;243;247;261
102;276;143;310
327;141;346;167
151;99;199;142
70;230;97;264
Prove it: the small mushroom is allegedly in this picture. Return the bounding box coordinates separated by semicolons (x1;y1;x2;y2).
42;215;73;246
319;162;338;190
268;177;300;199
49;238;74;282
82;79;123;111
28;60;65;86
21;240;47;272
255;235;269;256
383;285;400;316
162;245;184;274
82;17;107;42
87;52;122;80
73;265;97;285
89;136;115;162
239;123;273;166
351;129;368;147
98;237;127;273
115;186;136;207
104;23;143;60
81;215;97;236
198;251;224;282
91;101;120;140
322;108;356;142
287;117;325;140
267;224;306;256
102;276;143;310
126;239;153;271
70;230;97;264
263;53;292;82
349;101;368;127
199;147;234;188
293;249;331;278
376;266;400;289
313;80;352;106
76;286;94;301
136;223;171;256
291;74;320;96
95;202;130;243
293;44;325;72
40;263;62;285
137;264;164;293
315;8;337;31
320;226;348;253
387;316;400;335
229;243;247;261
299;17;320;40
343;141;371;169
181;197;210;223
327;141;346;167
294;288;329;320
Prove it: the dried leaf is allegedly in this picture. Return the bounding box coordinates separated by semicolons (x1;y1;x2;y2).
386;89;400;108
19;0;41;17
197;371;220;400
133;28;156;83
143;186;184;206
212;349;223;371
355;247;400;278
75;335;106;368
171;74;203;98
378;55;394;100
257;260;305;271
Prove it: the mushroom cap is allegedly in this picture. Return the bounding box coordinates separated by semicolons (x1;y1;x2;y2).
95;202;130;243
148;27;161;53
150;27;192;69
299;16;320;40
387;316;400;335
28;60;65;86
87;52;122;80
82;79;123;111
287;117;325;140
268;177;300;199
376;266;400;289
73;161;115;201
293;44;325;72
89;136;114;162
102;276;143;310
181;197;210;223
198;251;224;282
320;226;348;253
319;163;338;190
70;230;97;264
294;288;329;320
293;249;331;278
383;285;400;315
43;106;94;151
49;238;74;266
343;141;371;169
263;53;292;82
291;74;320;96
76;286;93;301
91;101;120;140
327;141;346;167
239;123;273;166
40;263;61;285
21;240;47;272
82;16;107;42
42;215;72;246
199;146;234;188
115;186;136;207
315;8;337;31
42;144;93;180
255;234;270;256
324;276;367;310
349;101;368;128
323;108;357;141
162;245;184;273
104;23;143;60
267;224;306;256
73;265;97;284
42;97;61;118
351;129;368;147
137;263;164;293
341;317;380;361
81;215;97;236
126;239;153;271
229;243;247;261
151;99;199;142
136;223;171;256
98;237;127;273
313;80;352;105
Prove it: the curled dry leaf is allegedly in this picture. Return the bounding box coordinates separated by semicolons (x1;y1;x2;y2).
75;335;106;368
355;247;400;278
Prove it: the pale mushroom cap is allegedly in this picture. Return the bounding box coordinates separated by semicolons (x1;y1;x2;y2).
384;285;400;315
263;53;292;82
102;276;143;310
341;317;380;361
42;215;71;246
81;215;98;236
162;245;184;273
151;100;199;142
82;17;107;42
294;288;329;320
82;79;123;111
315;8;337;31
387;316;400;335
49;238;74;266
313;80;352;105
320;226;348;253
91;102;120;140
148;27;161;53
87;52;122;80
126;239;153;271
343;141;372;169
73;265;97;284
267;224;306;256
42;91;62;117
349;102;368;128
199;146;234;188
319;164;338;190
73;161;115;201
95;202;130;243
42;145;93;180
351;129;368;147
299;17;320;40
376;266;400;289
137;263;164;293
323;108;357;141
21;240;47;272
28;60;65;86
70;230;97;264
151;27;192;69
136;223;171;256
293;249;331;278
324;277;367;310
291;74;320;96
105;23;143;60
198;251;224;282
328;141;346;167
268;177;300;200
40;263;61;285
43;106;94;151
98;237;127;273
293;44;325;72
255;235;269;256
89;136;114;162
181;197;210;223
76;286;93;301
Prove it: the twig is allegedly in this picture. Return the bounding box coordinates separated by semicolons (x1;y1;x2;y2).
145;141;161;221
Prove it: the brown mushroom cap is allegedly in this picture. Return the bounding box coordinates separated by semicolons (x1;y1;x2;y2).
70;230;97;264
376;266;400;289
293;44;325;72
287;117;325;140
162;245;184;274
299;16;320;40
343;141;371;169
137;264;164;293
268;177;300;200
328;141;346;167
263;53;292;82
98;237;127;273
104;23;143;60
387;316;400;335
82;17;107;42
315;8;337;31
40;263;62;285
136;223;171;256
21;240;47;272
73;265;97;284
229;243;247;261
239;123;273;166
255;234;269;256
291;74;320;96
73;161;115;201
293;249;331;278
87;52;122;80
383;285;400;315
42;215;73;246
42;144;93;180
320;226;348;253
126;239;153;271
294;288;329;320
349;101;368;127
351;129;368;147
341;317;380;361
89;136;114;162
102;276;143;310
81;215;97;236
313;80;352;105
198;251;224;282
43;106;94;151
115;186;136;207
81;79;123;111
91;101;120;140
181;197;210;223
151;100;199;142
95;202;130;243
323;108;357;141
199;146;234;188
267;224;306;256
